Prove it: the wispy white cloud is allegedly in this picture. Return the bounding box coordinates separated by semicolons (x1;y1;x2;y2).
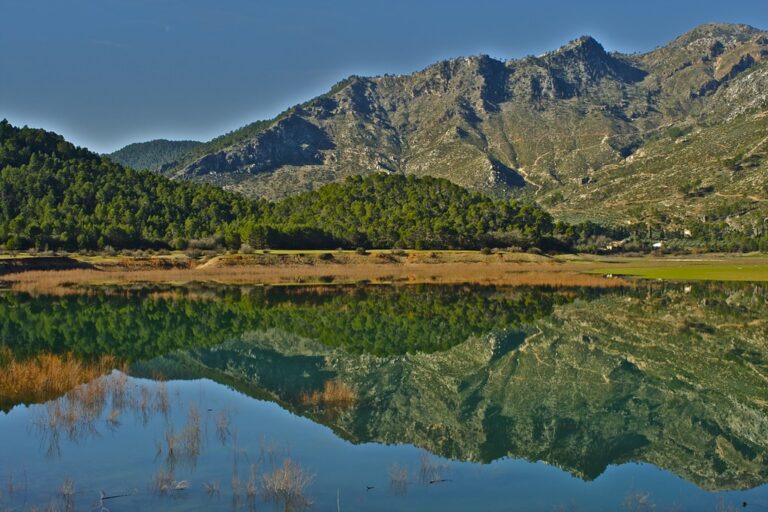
89;39;130;49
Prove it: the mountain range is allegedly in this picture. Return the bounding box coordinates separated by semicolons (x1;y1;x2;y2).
109;23;768;230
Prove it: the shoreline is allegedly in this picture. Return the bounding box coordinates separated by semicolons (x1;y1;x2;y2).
2;251;768;294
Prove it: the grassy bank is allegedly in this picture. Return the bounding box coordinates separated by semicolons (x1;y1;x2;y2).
1;251;767;294
586;262;768;282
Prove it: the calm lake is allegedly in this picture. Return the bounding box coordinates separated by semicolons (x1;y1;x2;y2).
0;283;766;511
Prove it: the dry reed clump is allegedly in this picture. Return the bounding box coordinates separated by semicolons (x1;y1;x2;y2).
34;376;111;447
29;371;152;458
388;464;409;496
257;437;285;467
160;404;203;466
164;427;178;458
418;453;450;484
180;404;202;458
0;349;116;406
25;501;63;512
262;459;314;510
203;480;221;496
137;385;152;425
623;490;655;512
107;371;130;409
153;381;170;417
246;464;259;500
67;377;110;428
231;474;243;509
299;380;357;408
106;407;121;429
215;408;232;445
152;470;174;495
714;497;741;512
59;477;75;512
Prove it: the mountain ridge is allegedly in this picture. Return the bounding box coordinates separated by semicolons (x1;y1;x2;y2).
115;23;768;232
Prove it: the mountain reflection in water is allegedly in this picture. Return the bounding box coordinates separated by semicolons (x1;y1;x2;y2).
0;283;766;511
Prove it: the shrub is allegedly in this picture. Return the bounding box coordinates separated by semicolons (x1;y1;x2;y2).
262;459;314;509
300;380;357;407
185;248;203;259
187;237;222;250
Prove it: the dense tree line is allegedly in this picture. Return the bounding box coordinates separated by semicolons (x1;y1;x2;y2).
0;121;262;250
107;139;201;172
0;121;564;251
0;286;589;360
250;174;556;250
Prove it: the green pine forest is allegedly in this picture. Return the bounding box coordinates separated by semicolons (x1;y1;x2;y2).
0;120;764;253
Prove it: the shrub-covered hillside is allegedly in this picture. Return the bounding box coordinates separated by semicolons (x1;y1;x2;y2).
107;139;202;172
1;121;607;251
0;120;260;250
256;174;555;249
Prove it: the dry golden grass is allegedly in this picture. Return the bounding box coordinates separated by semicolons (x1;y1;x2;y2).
6;250;768;295
300;380;357;408
0;258;630;294
0;349;117;406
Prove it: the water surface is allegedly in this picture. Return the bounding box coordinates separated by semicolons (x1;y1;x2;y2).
1;283;766;511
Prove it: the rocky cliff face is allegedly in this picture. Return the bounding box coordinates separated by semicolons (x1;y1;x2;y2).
160;23;768;226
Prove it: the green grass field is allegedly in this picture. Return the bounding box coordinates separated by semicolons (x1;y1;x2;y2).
587;264;768;282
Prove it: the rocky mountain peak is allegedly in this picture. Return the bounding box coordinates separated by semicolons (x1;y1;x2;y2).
541;34;646;90
668;22;762;51
554;35;607;58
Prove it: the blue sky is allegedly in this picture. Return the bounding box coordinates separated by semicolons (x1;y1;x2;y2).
1;0;766;153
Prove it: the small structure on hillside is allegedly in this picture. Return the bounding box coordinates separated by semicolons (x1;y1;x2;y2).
604;239;627;251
